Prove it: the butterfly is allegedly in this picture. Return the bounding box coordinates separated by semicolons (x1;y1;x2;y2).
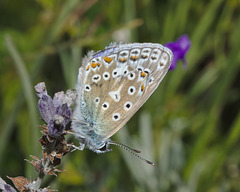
71;42;173;165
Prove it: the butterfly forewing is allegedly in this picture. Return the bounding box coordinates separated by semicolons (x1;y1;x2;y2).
77;43;173;140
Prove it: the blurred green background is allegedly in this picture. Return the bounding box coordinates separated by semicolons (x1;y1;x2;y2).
1;0;240;191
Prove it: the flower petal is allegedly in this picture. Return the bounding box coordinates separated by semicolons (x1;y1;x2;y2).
53;90;77;107
165;34;191;70
38;95;56;123
34;82;48;99
56;103;72;126
53;91;65;108
47;118;65;138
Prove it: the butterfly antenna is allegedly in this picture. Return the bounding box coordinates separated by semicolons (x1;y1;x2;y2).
109;140;141;153
109;141;155;166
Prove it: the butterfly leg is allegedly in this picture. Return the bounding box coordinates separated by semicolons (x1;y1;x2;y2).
72;143;85;151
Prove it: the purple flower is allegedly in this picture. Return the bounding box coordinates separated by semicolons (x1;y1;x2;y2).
4;184;16;192
165;34;191;70
0;177;17;192
35;82;76;138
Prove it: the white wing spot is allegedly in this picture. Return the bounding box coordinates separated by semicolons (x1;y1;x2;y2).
141;48;151;60
109;85;123;102
123;68;129;75
137;66;144;71
144;68;150;74
112;68;120;78
92;74;101;83
128;71;135;80
158;52;169;68
85;85;91;92
119;50;129;57
128;86;136;95
124;101;132;111
130;48;140;55
142;48;151;53
81;102;86;108
102;102;109;110
103;72;110;80
150;48;161;63
148;77;154;84
112;113;120;121
94;97;100;105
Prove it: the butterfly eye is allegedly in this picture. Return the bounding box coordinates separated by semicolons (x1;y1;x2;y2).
97;142;110;153
99;144;107;151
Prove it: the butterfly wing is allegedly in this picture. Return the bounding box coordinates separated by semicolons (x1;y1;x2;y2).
76;43;173;141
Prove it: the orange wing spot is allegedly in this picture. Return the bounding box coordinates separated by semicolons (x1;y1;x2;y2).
104;57;112;63
86;65;90;71
119;57;127;62
96;62;101;67
130;55;139;61
141;84;145;92
91;62;97;68
140;71;146;77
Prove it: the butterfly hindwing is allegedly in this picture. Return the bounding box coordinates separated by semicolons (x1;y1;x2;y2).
77;43;173;140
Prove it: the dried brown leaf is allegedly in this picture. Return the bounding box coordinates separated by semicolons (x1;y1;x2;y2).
7;176;30;192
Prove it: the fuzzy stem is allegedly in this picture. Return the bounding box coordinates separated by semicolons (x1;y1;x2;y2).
31;157;51;190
